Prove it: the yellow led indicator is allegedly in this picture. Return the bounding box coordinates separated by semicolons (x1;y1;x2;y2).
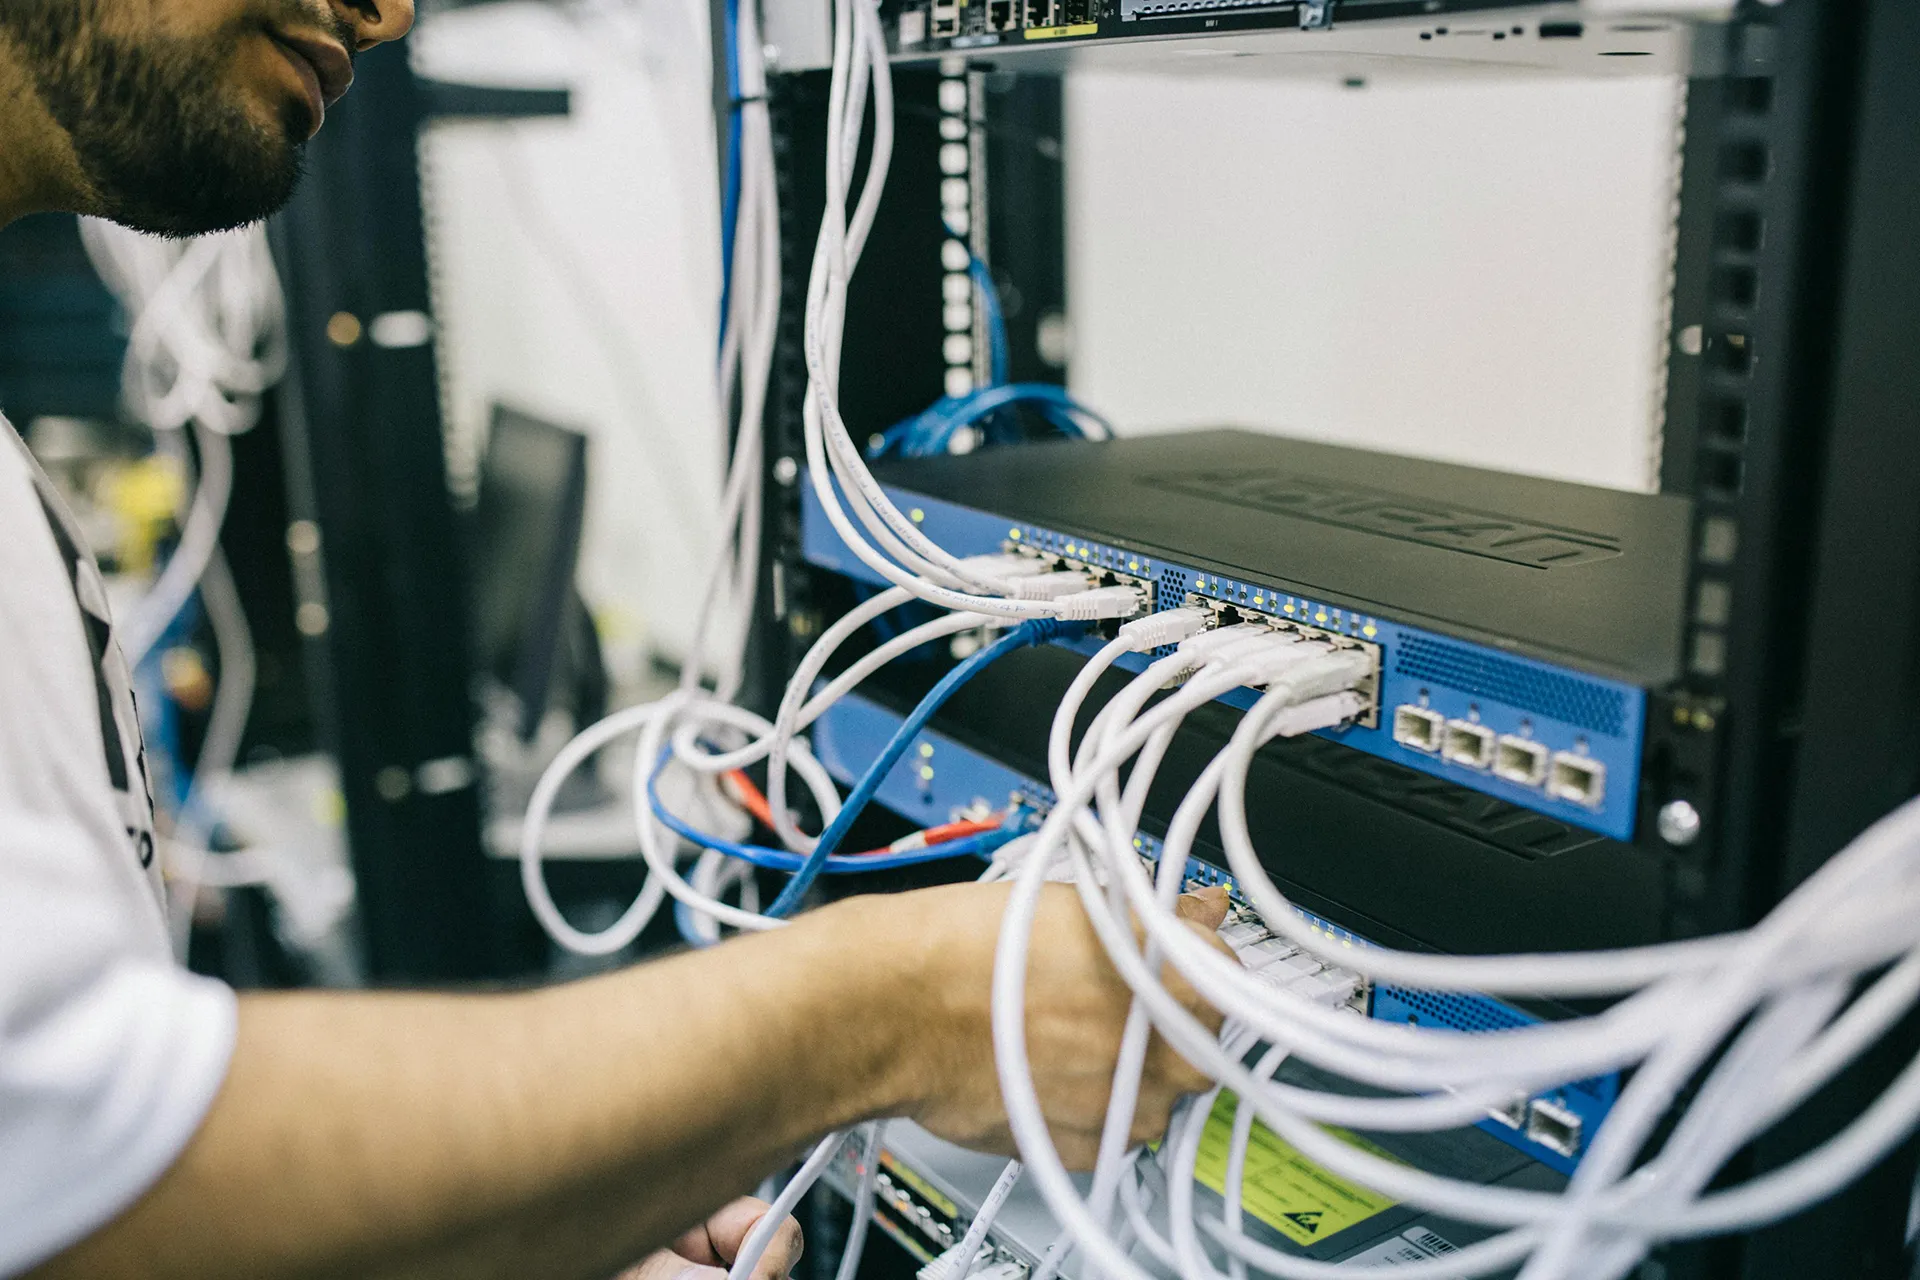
1283;603;1295;614
1315;611;1329;624
1253;594;1264;606
1009;528;1022;540
918;743;935;758
909;508;925;523
919;766;935;781
1363;623;1378;638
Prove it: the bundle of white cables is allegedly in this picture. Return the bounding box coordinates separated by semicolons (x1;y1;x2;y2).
982;618;1920;1280
517;0;1137;955
80;220;285;670
81;219;287;953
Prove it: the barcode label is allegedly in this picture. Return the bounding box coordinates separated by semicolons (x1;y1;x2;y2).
1338;1227;1462;1266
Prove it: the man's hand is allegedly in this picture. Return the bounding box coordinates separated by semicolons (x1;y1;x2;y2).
863;881;1232;1168
617;1198;802;1280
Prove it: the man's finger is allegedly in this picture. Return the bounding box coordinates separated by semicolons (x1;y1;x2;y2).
702;1197;805;1280
616;1252;727;1280
1174;885;1231;931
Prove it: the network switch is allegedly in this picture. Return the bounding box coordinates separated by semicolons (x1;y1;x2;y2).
801;429;1687;842
807;684;1618;1174
865;0;1712;78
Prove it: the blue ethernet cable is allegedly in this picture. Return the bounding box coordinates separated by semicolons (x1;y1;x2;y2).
765;617;1089;917
717;0;743;350
671;819;1026;949
921;383;1112;455
646;763;1022;873
969;253;1011;387
869;383;1113;460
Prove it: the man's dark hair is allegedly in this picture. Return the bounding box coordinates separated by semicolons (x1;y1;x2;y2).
1;0;350;236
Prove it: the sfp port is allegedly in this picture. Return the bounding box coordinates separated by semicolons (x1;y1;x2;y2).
1493;735;1550;787
1547;752;1607;809
1442;719;1495;769
1392;705;1445;753
1526;1097;1584;1157
1487;1095;1528;1130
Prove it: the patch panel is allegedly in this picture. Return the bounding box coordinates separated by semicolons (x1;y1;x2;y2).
809;687;1619;1173
800;470;1649;841
827;1133;968;1263
826;1128;1049;1273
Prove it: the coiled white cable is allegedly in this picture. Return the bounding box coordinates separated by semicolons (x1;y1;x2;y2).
80;221;286;670
81;219;284;953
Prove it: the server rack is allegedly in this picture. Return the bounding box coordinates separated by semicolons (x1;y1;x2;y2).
752;2;1920;1276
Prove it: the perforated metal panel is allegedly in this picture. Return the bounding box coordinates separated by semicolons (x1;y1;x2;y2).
1155;567;1187;613
1394;637;1628;738
1375;985;1530;1034
1152;568;1189;655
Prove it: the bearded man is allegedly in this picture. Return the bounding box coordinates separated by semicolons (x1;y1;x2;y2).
0;4;1228;1278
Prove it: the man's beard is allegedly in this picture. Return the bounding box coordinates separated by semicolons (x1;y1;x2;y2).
1;0;323;237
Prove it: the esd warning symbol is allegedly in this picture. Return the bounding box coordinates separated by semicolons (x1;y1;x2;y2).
1282;1211;1323;1235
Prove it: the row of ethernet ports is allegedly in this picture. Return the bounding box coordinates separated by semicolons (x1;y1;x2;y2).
926;0;1088;38
1391;705;1606;810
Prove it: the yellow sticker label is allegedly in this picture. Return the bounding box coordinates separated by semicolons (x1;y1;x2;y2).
1023;21;1098;38
1189;1093;1400;1246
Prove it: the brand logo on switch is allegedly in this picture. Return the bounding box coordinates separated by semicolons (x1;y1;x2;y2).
1140;470;1622;569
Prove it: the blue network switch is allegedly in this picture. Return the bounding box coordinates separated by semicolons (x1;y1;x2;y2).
801;479;1647;842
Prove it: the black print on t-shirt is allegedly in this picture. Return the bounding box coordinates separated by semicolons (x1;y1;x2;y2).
33;490;158;870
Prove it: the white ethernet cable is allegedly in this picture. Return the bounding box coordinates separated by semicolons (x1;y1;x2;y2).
837;1124;886;1280
682;0;780;707
728;1129;849;1280
80;219;285;954
79;221;287;670
928;1159;1024;1280
982;600;1920;1280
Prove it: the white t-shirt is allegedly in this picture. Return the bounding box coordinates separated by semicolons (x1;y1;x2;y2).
0;421;236;1276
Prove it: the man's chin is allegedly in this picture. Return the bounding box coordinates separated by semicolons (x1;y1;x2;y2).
91;145;305;239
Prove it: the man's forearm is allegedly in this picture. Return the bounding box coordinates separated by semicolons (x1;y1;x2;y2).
34;895;930;1280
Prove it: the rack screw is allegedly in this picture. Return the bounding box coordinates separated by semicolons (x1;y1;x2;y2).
1658;800;1703;847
